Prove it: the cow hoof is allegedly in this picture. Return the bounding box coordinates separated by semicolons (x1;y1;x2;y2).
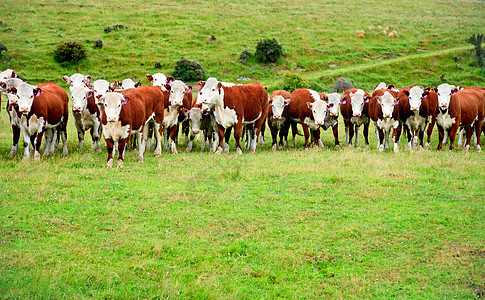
335;144;340;150
477;145;482;152
464;145;470;152
8;153;15;158
117;160;124;168
271;145;277;152
107;159;113;168
236;148;243;155
155;154;161;157
393;143;399;153
304;147;309;152
34;153;41;162
215;147;223;155
378;145;384;152
425;142;430;147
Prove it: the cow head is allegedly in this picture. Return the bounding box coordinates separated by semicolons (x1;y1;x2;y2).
326;93;341;117
1;69;16;80
407;86;427;112
307;100;328;125
349;89;369;117
12;83;41;114
188;107;203;134
91;79;116;105
99;92;127;122
62;73;91;87
71;85;92;113
270;95;290;119
436;83;458;109
377;91;398;118
119;78;141;90
1;78;24;105
146;73;173;91
374;82;387;91
167;80;191;107
197;77;223;106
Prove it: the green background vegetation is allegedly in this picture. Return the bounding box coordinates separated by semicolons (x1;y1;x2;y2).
1;0;484;298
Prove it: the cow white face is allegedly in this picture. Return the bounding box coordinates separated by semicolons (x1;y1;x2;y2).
92;80;115;104
146;73;173;91
15;83;40;113
71;86;92;112
1;69;16;80
100;92;126;122
408;86;425;111
168;80;191;107
188;107;203;134
349;89;369;117
119;78;141;90
377;91;398;118
307;100;328;125
197;77;222;106
375;82;387;91
326;93;341;117
63;73;91;87
437;83;457;109
2;78;24;105
271;95;290;119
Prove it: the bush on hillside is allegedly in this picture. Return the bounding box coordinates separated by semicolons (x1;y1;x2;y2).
0;43;7;59
54;42;86;65
282;73;308;92
467;33;484;68
255;38;283;63
239;47;251;65
172;57;205;82
332;77;354;93
93;39;103;49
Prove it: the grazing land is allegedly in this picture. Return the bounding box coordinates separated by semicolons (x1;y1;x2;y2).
1;0;485;298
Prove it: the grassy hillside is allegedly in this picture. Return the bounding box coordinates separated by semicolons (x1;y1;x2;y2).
1;0;484;90
1;0;485;298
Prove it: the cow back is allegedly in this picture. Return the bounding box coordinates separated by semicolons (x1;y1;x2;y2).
35;82;69;125
270;90;291;100
118;89;146;131
134;85;165;118
450;88;483;125
288;89;315;120
222;82;268;121
369;89;399;121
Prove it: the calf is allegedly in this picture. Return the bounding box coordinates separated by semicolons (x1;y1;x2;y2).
99;89;149;168
116;78;141;90
340;88;371;147
196;77;268;154
70;85;102;150
268;90;291;151
435;84;484;151
1;78;25;156
369;89;401;152
318;92;342;148
186;94;217;152
62;73;91;87
91;79;118;105
288;89;328;149
8;82;68;160
146;73;174;90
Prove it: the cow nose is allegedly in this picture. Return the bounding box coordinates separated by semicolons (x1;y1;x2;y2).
275;115;281;119
192;129;199;134
73;106;82;111
330;112;338;116
315;120;323;125
353;112;361;117
20;106;29;112
202;107;208;112
411;106;419;111
440;102;447;107
107;116;117;122
10;99;17;105
384;114;391;118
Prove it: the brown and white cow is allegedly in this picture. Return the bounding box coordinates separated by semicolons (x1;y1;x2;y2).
1;78;25;157
62;73;91;88
268;90;291;151
340;88;371;147
1;69;16;80
91;79;118;105
369;89;401;152
318;92;342;148
116;78;142;90
185;94;217;152
435;84;485;151
288;89;328;150
8;82;69;160
196;77;268;154
146;73;174;90
69;85;102;150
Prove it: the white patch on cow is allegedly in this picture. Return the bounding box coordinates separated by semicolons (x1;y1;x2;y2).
308;89;321;102
215;105;238;128
270;95;288;119
350;89;367;117
304;117;321;130
120;78;137;90
326;92;341;117
378;91;397;118
406;111;427;131
63;73;90;87
377;118;399;132
70;85;91;112
163;108;179;128
198;77;238;128
242;112;261;124
307;99;327;125
350;116;369;126
1;69;16;80
436;111;456;130
81;109;97;130
103;122;131;141
101;92;125;122
375;82;387;91
437;83;456;109
91;80;113;103
408;86;425;111
148;73;169;89
145;112;155;124
169;80;189;107
20;114;45;137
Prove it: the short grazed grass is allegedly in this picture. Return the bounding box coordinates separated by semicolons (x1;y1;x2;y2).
1;0;485;298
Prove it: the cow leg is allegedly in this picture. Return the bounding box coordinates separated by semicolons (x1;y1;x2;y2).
290;122;298;148
145;121;154;152
138;127;146;162
60;120;68;157
33;130;44;162
258;121;266;146
343;119;350;145
224;127;232;152
448;124;459;151
392;127;400;153
169;125;179;155
332;124;339;149
270;125;278;151
153;119;163;157
313;129;324;148
91;120;102;152
353;124;358;147
20;129;31;160
186;132;195;152
74;118;85;148
376;126;385;152
250;127;258;152
9;125;21;157
281;122;290;148
106;138;115;168
215;123;225;154
436;125;445;151
463;126;473;152
443;131;449;145
418;129;425;149
43;129;54;157
363;121;370;147
233;121;244;155
475;118;483;152
163;127;170;152
426;118;435;147
117;138;128;168
301;122;310;150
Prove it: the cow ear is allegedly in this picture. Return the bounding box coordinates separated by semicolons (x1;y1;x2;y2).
341;99;346;105
11;71;16;78
0;81;6;89
217;82;223;92
349;92;354;97
422;91;429;98
85;82;93;90
164;84;171;91
122;96;129;105
451;87;458;95
268;98;273;104
85;76;91;83
114;80;120;87
110;81;119;90
98;95;106;105
403;90;410;97
307;102;313;109
7;86;17;94
198;81;205;87
62;76;70;84
34;87;41;97
186;85;192;93
432;87;438;93
377;97;382;104
395;98;400;105
284;98;291;105
135;82;142;88
387;84;394;91
364;96;370;103
167;76;174;85
146;74;153;82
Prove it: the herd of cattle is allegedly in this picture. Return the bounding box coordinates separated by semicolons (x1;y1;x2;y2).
1;68;484;167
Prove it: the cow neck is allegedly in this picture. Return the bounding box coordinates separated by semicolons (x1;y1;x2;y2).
86;94;100;115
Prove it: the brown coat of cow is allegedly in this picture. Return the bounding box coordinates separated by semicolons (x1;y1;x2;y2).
369;88;401;151
268;90;292;150
160;88;192;153
340;88;371;146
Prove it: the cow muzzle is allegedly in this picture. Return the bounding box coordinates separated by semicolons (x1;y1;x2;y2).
411;107;419;111
20;107;30;113
330;112;338;117
353;112;361;117
73;106;82;112
384;114;391;118
274;115;281;119
107;116;118;122
192;129;199;134
440;103;448;108
9;99;18;105
315;120;323;125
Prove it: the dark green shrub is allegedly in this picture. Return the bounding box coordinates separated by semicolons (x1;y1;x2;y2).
255;38;282;63
239;47;251;65
172;57;205;82
332;77;354;93
466;33;484;68
0;43;7;59
93;39;103;49
54;42;86;64
282;73;308;92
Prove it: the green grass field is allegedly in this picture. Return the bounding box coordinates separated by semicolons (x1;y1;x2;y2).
1;0;485;298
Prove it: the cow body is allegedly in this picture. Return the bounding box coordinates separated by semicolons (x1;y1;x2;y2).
186;94;217;152
1;78;25;156
288;89;328;149
369;89;401;152
318;92;341;148
69;86;102;150
435;84;485;151
196;77;268;154
268;90;291;151
10;82;69;161
340;88;371;147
